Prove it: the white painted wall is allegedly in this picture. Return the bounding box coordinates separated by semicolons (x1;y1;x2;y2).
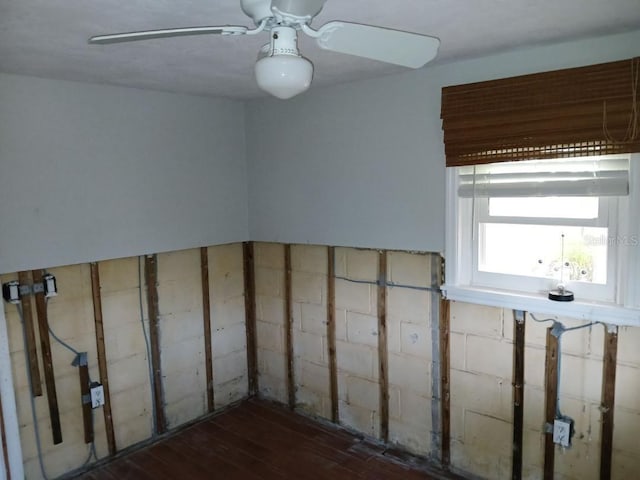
245;72;445;252
0;74;248;274
1;30;638;271
245;29;640;253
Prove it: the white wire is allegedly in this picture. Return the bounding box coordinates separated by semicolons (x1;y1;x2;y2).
17;298;99;480
16;304;50;480
528;313;599;418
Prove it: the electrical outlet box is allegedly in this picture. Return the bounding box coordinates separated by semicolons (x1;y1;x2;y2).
43;274;57;298
553;418;573;447
90;384;105;409
2;281;20;304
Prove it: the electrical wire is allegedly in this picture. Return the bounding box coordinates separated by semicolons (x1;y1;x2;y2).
387;281;438;292
333;275;377;286
47;326;81;357
528;312;555;324
44;299;81;358
16;304;50;480
332;254;439;292
17;297;100;480
80;409;98;466
138;255;158;436
529;313;600;418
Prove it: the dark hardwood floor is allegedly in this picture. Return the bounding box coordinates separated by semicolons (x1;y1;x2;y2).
76;398;450;479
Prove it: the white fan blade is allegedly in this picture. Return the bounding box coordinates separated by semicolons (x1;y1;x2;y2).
314;21;439;68
89;26;248;44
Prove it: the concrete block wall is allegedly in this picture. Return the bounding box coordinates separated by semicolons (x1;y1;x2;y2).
523;313;604;480
157;248;206;428
291;245;331;419
6;241;639;479
449;303;514;479
1;243;248;479
335;247;380;437
1;265;109;479
450;301;640;480
208;243;249;408
612;325;640;477
386;251;433;456
99;256;154;450
253;243;437;457
253;242;287;404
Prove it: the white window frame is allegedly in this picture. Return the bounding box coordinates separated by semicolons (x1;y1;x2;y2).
443;154;640;326
471;195;618;303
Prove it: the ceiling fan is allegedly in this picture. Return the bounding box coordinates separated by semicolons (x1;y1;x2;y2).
89;0;440;99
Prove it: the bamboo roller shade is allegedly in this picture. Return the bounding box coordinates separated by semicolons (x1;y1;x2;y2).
441;57;640;167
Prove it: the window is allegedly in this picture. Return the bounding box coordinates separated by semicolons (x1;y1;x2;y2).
440;58;640;323
447;155;637;306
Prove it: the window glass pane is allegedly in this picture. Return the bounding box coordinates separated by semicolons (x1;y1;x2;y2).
488;197;599;219
478;224;608;284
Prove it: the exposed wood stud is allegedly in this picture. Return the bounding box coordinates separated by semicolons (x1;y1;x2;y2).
439;297;451;469
600;325;618;480
327;246;339;423
377;250;389;443
543;327;559;480
512;310;526;480
144;255;166;435
31;269;63;445
200;247;215;413
429;254;443;463
78;363;93;444
0;390;10;480
90;262;116;455
18;271;42;397
284;245;295;410
243;242;258;396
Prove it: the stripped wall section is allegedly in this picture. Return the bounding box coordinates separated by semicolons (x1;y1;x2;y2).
291;245;331;419
2;265;109;479
100;257;154;450
1;243;248;479
157;249;206;428
449;301;640;480
449;303;513;478
612;326;640;477
7;241;640;480
208;243;249;408
386;251;433;456
334;248;380;437
254;244;437;457
253;243;287;404
524;314;604;480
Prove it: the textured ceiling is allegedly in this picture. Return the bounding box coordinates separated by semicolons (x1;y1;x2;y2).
0;0;639;99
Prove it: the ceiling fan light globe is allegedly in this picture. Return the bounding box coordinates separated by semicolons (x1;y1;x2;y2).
255;55;313;99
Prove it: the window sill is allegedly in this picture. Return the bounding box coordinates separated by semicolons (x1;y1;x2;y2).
441;284;640;326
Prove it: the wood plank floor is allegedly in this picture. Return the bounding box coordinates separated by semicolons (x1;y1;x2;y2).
76;398;449;479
